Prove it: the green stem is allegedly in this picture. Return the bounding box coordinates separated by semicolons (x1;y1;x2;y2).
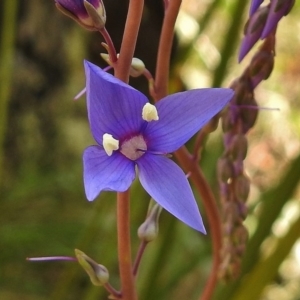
0;0;18;185
117;190;137;300
114;0;144;82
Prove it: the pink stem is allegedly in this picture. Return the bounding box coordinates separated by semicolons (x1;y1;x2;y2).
114;0;145;82
117;190;138;300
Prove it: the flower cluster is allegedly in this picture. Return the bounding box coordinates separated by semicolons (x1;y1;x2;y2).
83;61;233;233
239;0;295;61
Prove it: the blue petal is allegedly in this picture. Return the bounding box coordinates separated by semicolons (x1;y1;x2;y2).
136;154;206;233
83;145;136;200
144;89;233;153
84;61;148;144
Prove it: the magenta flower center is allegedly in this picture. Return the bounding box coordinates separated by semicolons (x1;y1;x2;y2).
120;135;147;161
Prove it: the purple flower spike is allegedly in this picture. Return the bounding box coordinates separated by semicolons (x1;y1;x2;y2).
239;6;269;62
261;0;295;39
249;0;264;16
83;61;233;232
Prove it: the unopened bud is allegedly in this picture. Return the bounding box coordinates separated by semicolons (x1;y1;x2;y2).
138;202;162;242
234;175;250;202
232;225;248;246
239;97;258;133
230;76;253;103
261;0;295;38
55;0;106;31
100;54;146;78
203;114;220;133
238;6;269;61
227;134;248;161
249;50;274;88
130;58;146;77
75;249;109;286
217;157;235;183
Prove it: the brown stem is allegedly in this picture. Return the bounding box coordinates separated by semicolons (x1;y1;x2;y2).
154;0;182;100
175;147;222;300
114;0;144;82
104;282;122;299
133;241;148;277
153;0;221;297
117;190;138;300
99;27;118;63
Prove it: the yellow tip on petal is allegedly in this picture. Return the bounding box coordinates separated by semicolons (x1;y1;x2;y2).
142;103;159;122
103;133;119;156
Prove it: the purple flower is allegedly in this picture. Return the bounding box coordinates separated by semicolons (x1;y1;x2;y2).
239;6;269;62
261;0;295;38
83;61;233;232
55;0;105;30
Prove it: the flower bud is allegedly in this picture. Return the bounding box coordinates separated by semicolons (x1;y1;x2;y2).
231;77;253;106
203;114;220;133
227;134;248;161
75;249;109;286
100;54;146;77
130;58;146;77
261;0;295;38
138;202;162;242
55;0;106;31
239;97;258;133
217;157;235;183
234;175;250;202
249;50;274;88
238;6;269;61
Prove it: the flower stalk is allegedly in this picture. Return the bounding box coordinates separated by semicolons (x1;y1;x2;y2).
117;190;137;300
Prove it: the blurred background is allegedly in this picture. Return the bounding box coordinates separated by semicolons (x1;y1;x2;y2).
0;0;300;299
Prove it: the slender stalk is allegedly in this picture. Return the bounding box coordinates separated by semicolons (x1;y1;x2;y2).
114;0;144;82
154;0;182;100
117;190;138;300
153;0;221;298
0;0;18;185
175;147;222;300
133;241;148;276
99;27;118;63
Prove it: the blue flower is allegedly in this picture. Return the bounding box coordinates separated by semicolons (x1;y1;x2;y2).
83;61;233;232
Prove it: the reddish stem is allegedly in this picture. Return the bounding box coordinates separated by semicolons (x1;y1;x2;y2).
117;190;138;300
153;0;222;297
133;241;148;277
114;0;144;82
99;27;118;63
154;0;181;100
175;147;222;300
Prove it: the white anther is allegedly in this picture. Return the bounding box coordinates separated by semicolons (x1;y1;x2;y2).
142;103;159;122
103;133;119;156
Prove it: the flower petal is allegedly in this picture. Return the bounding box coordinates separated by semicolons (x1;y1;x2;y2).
144;88;233;153
83;145;135;200
136;154;206;233
84;61;148;144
